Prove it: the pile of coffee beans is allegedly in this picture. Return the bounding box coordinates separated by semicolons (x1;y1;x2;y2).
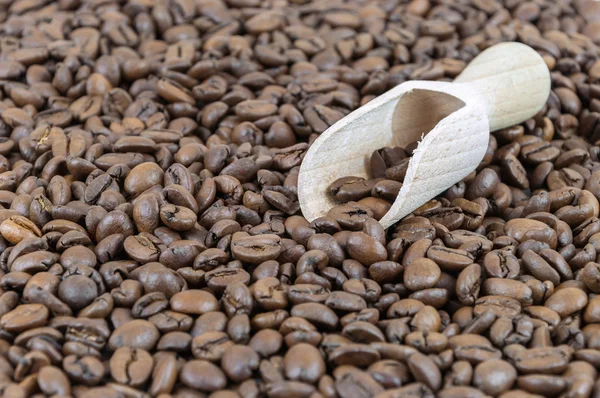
3;0;600;397
328;144;418;216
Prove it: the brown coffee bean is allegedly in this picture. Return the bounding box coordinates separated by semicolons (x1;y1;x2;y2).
481;278;533;306
346;232;387;265
232;234;282;264
109;346;153;387
0;216;42;244
329;176;375;202
284;343;326;383
456;263;481;305
132;193;161;233
0;304;49;333
408;352;442;392
473;359;517;396
427;246;473;273
483;249;520;279
124;162;164;197
160;204;197;231
505;218;558;249
517;374;567;396
38;366;71;396
108;320;160;351
404;258;441;291
221;345;260;382
466;168;500;199
544;287;588;317
512;346;573;374
63;355;105;385
170;290;219;315
180;359;227;392
291;303;338;330
129;262;185;297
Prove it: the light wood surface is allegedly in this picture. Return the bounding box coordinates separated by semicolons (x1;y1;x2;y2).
297;42;551;228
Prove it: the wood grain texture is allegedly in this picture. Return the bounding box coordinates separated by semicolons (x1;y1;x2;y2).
453;42;552;131
298;42;551;228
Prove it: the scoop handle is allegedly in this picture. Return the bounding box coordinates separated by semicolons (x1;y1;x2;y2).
453;42;551;132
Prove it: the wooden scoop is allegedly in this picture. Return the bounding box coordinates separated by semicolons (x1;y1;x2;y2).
297;42;551;229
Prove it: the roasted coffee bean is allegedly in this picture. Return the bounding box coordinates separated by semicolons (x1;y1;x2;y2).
284;343;326;383
505;218;558;249
180;359;227;392
481;278;533;306
221;344;260;382
0;304;49;332
427;246;473;273
511;345;573;374
456;263;482;305
483;249;520;279
108;320;160;351
347;231;387;265
159;204;197;231
473;359;517;396
170;290;219;315
0;215;42;244
63;355;105;385
37;366;71;396
544;287;588;317
404;258;441;291
329;176;375;202
232;234;282;264
109;346;153;387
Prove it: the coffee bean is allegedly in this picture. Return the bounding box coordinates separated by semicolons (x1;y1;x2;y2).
408;352;442;392
427;246;474;272
232;234;282;264
109;346;153;387
404;258;441;291
512;346;573;374
517;374;567;396
149;353;178;395
37;366;71;396
329;176;375;202
0;215;42;244
221;345;260;382
456;263;482;305
481;278;533;306
159;204;197;231
367;261;401;284
124;162;164;197
505;218;558;249
449;334;502;363
59;273;100;311
346;231;387;265
544;287;588;317
284;343;326;383
108;320;160;351
170;290;219;315
291;303;339;330
63;355;105;385
180;359;227;392
473;359;517;396
0;304;48;333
